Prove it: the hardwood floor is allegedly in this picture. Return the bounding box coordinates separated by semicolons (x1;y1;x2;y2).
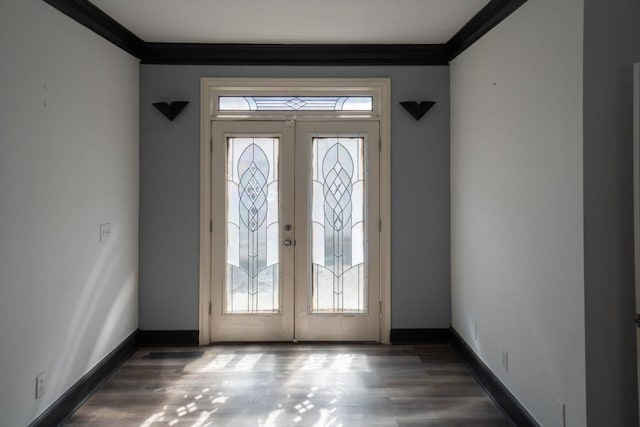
67;344;511;426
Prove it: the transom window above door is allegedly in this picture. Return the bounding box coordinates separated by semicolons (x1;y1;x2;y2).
206;78;386;119
219;96;373;112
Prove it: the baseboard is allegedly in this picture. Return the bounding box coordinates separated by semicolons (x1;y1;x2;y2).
450;328;540;427
29;329;139;427
389;328;451;343
138;330;200;346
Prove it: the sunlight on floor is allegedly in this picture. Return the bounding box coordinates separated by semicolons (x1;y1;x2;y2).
233;353;263;371
136;350;365;426
69;344;508;427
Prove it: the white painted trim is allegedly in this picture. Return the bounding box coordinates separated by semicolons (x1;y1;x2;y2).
199;79;212;346
380;80;392;344
199;77;391;345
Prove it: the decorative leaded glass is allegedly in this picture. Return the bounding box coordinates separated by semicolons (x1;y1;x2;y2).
226;137;279;313
219;96;373;112
311;137;366;313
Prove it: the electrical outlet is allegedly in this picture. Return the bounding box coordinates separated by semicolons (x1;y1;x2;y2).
35;372;45;399
502;351;509;372
99;222;111;243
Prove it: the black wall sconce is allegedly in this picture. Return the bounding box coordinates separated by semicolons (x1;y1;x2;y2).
152;101;189;121
400;101;436;121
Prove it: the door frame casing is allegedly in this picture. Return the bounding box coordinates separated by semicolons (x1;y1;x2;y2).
199;77;392;344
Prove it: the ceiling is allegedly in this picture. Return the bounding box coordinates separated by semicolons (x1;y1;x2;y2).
90;0;491;45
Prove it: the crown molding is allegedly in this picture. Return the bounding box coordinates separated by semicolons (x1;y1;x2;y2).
140;43;450;66
42;0;143;57
447;0;528;61
42;0;528;65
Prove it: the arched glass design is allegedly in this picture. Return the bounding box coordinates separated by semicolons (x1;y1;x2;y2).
311;137;366;313
226;137;280;313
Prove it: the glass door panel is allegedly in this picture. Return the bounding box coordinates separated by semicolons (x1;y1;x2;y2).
226;137;280;313
311;136;366;314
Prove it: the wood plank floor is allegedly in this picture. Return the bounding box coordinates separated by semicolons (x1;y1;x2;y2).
67;344;511;426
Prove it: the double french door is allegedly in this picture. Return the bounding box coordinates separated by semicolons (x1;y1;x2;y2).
209;120;380;342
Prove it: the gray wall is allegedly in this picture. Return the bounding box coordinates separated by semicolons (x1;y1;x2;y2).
583;0;640;425
0;1;139;425
139;65;450;331
450;0;587;425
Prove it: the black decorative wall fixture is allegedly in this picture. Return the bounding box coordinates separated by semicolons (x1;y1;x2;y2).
400;101;436;121
152;101;189;121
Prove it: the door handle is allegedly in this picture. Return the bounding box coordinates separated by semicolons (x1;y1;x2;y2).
283;239;293;247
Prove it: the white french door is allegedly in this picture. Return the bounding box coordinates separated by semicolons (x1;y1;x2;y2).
210;121;295;341
294;121;380;341
209;120;380;342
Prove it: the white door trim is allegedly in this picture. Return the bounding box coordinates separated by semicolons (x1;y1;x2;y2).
199;77;392;344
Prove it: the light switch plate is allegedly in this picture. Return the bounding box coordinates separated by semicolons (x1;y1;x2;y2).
99;222;111;243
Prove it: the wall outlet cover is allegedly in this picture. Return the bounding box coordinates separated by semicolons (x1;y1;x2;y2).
556;402;566;427
502;351;509;371
35;372;45;399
